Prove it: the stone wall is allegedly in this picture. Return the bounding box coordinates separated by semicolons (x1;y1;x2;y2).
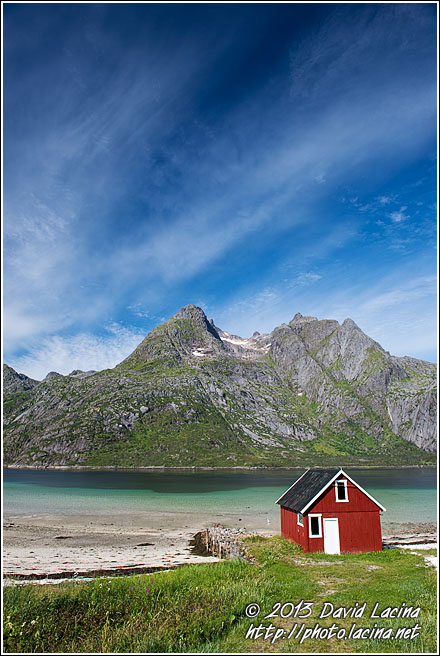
191;525;254;560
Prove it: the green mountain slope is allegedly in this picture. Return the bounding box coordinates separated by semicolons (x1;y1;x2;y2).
3;305;436;467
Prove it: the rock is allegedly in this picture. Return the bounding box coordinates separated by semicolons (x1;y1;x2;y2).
191;525;255;560
43;372;63;382
2;305;437;466
3;364;40;394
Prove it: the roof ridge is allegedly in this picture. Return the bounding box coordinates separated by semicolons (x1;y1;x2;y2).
276;468;386;513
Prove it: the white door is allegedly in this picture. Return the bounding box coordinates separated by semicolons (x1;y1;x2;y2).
323;518;340;554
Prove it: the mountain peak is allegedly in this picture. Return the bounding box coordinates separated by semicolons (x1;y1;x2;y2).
3;363;40;394
3;307;436;466
341;317;359;329
289;312;318;325
173;304;207;321
171;304;221;341
43;371;63;382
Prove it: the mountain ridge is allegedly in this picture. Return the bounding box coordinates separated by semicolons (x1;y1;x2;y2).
3;305;437;467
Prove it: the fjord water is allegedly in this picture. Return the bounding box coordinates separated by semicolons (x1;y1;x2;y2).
3;468;436;529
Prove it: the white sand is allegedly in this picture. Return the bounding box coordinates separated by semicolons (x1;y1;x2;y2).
3;510;435;580
3;510;274;579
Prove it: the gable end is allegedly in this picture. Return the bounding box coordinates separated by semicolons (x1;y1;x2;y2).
276;468;386;514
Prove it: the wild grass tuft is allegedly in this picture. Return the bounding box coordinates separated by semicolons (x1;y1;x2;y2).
3;537;436;653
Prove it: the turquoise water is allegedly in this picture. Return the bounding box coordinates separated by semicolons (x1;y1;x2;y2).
3;468;437;526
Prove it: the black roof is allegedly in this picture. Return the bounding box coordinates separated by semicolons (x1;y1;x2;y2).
276;468;340;513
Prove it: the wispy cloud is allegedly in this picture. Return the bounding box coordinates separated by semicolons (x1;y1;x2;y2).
215;272;437;363
315;275;437;361
8;325;146;381
358;276;436;314
3;4;436;373
286;272;322;288
389;206;410;223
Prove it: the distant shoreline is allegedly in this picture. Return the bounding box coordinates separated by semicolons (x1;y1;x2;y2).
3;464;436;471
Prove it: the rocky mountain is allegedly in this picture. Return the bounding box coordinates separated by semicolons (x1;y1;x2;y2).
3;305;437;467
3;364;40;395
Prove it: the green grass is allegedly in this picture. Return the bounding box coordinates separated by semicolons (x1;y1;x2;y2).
2;389;35;418
78;387;435;468
411;548;437;556
3;537;436;653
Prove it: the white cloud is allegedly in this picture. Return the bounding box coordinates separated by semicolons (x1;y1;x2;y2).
389;206;410;223
360;277;435;313
292;272;322;287
8;325;146;380
127;304;151;318
3;3;436;366
102;68;433;293
2;304;56;353
319;275;437;362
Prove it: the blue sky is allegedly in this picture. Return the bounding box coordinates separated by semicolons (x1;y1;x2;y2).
3;2;437;379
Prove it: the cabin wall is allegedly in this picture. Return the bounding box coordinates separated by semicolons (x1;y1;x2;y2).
280;507;308;550
280;473;383;553
310;476;381;514
339;510;382;552
304;510;382;553
306;473;383;552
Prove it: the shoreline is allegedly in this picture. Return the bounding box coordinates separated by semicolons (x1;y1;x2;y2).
4;467;436;580
3;509;274;580
3;509;436;581
3;512;224;580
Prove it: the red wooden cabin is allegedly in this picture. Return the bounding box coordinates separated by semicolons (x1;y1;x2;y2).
276;468;386;554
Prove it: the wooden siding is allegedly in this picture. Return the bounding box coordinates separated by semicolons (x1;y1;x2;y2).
280;472;383;553
309;475;381;514
280;507;308;550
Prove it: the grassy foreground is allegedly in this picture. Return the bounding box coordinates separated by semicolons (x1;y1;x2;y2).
3;537;436;653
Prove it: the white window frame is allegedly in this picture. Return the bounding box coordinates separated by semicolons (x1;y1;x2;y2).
308;513;322;538
297;512;304;526
335;479;349;502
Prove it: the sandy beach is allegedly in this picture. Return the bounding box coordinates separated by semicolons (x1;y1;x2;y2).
3;508;436;582
3;510;276;580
